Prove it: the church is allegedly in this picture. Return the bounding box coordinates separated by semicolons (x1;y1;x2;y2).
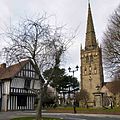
80;2;110;107
80;1;120;108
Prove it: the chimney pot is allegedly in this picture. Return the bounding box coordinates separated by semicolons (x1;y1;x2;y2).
0;63;6;68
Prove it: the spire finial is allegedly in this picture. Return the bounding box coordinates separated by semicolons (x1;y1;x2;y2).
88;0;90;7
85;0;98;50
88;0;90;4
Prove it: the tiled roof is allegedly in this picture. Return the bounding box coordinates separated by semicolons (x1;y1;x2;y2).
102;81;120;95
0;67;6;78
0;60;29;80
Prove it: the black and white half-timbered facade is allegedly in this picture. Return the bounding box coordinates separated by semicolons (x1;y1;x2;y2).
0;60;41;111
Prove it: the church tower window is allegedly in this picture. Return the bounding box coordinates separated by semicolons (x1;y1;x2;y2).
90;55;93;62
86;56;89;63
89;75;92;89
84;67;87;75
94;66;97;74
89;66;92;75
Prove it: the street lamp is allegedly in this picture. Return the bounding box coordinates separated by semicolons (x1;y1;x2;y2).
68;65;79;113
68;65;79;77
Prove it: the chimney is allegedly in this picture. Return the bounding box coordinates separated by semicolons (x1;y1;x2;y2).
0;63;6;69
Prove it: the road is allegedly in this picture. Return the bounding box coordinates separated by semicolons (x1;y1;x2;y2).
0;111;120;120
43;113;120;120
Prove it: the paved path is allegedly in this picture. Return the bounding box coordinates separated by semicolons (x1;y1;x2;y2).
0;111;120;120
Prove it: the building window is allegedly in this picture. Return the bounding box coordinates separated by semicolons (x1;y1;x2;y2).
89;76;92;89
24;79;31;88
89;66;92;75
86;55;93;63
84;68;87;75
94;66;97;74
90;55;93;62
89;66;92;71
86;56;89;63
17;95;27;106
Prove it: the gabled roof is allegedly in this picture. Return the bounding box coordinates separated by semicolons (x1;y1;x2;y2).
103;82;114;88
0;60;29;80
101;81;120;96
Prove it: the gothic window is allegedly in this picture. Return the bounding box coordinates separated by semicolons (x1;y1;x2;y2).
94;66;97;74
86;55;93;63
88;65;92;75
81;55;84;58
84;68;87;75
86;56;89;63
90;55;93;62
89;76;92;89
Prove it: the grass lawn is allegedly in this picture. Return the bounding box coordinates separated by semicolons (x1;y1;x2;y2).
46;107;120;114
11;117;62;120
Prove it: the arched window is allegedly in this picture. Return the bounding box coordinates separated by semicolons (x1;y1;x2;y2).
90;55;93;62
94;66;97;74
86;56;89;63
84;67;87;75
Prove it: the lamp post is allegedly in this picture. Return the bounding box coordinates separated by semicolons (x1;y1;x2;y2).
68;65;79;77
68;65;79;113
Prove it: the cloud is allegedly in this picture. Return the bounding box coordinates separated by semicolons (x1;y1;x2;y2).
0;0;120;81
0;1;11;31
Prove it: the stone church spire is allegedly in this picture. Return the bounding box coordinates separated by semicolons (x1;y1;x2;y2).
85;2;98;50
81;1;104;103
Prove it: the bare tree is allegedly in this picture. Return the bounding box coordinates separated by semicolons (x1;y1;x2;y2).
102;5;120;76
2;15;75;120
75;89;89;108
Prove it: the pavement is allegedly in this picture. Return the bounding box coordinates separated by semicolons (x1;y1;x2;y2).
0;111;120;120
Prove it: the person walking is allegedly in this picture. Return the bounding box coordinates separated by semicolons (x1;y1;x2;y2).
73;100;77;113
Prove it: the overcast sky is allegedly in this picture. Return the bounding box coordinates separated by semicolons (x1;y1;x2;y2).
0;0;120;81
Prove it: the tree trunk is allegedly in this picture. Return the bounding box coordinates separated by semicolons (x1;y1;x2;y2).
36;93;42;120
36;80;43;120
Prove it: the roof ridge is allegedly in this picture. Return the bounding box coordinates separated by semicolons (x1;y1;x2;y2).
0;59;30;80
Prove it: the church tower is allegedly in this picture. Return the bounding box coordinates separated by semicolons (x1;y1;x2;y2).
81;2;104;102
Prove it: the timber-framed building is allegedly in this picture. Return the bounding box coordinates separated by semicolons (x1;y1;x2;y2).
0;60;40;111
